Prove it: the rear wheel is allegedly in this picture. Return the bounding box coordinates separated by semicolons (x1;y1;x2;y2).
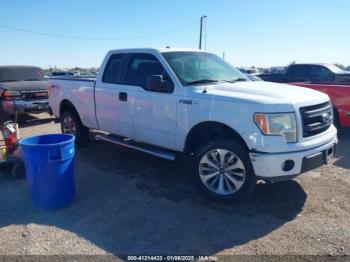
192;139;256;202
61;111;90;147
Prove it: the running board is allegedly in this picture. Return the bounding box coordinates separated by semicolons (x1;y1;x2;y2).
96;134;176;161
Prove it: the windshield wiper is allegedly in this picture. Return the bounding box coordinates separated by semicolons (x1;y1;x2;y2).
223;78;247;83
185;79;219;86
25;78;43;81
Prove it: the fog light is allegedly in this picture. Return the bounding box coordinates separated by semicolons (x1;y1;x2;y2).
282;160;295;171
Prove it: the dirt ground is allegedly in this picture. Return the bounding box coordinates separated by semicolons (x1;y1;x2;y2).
0;113;349;258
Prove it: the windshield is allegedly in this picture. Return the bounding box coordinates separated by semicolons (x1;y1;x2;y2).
325;64;346;74
162;51;248;85
0;67;45;82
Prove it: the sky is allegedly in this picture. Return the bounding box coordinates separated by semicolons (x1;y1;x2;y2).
0;0;349;68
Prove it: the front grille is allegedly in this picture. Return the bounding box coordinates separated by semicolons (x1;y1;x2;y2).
300;102;333;138
22;91;48;101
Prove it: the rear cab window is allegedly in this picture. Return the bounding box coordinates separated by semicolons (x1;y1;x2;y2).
102;53;125;84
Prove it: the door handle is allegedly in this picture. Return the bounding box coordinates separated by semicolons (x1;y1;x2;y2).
119;92;127;101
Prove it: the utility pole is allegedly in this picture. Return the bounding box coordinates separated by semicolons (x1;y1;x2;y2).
199;15;207;50
223;52;225;60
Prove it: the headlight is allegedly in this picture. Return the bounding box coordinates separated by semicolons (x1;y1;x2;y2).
2;90;21;100
254;113;297;143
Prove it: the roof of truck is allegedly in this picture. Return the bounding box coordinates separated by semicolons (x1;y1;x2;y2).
107;47;205;54
291;63;331;66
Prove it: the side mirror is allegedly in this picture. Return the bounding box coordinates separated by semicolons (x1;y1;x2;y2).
146;75;173;93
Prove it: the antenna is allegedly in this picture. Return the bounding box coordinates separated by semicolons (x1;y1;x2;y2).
203;17;208;94
204;17;207;52
204;17;207;79
199;15;207;50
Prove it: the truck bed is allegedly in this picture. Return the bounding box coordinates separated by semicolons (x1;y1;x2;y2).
48;75;97;81
49;77;98;129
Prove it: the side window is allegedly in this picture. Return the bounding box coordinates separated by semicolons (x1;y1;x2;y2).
124;53;171;91
310;66;334;82
288;65;311;82
102;54;125;84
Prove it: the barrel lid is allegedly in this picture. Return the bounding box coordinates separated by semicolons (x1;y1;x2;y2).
19;134;75;147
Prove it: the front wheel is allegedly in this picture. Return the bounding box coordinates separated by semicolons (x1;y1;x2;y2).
192;139;256;202
61;111;90;147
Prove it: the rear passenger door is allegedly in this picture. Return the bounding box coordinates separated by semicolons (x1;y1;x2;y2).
121;53;178;149
95;53;127;135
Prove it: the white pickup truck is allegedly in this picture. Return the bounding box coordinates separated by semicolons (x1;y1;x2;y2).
49;48;338;202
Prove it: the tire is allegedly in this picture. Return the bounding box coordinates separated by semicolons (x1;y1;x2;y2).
12;160;26;179
333;108;341;130
192;139;256;202
61;110;90;147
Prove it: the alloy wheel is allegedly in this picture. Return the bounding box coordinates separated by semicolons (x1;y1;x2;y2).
199;149;246;195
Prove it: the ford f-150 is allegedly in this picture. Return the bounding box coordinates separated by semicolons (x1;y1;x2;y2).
49;48;338;202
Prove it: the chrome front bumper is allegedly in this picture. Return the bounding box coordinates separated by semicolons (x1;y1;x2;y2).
1;100;50;115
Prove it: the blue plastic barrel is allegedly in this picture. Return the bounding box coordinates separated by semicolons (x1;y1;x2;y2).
19;134;75;211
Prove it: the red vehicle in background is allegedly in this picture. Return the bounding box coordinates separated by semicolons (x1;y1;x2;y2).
259;63;350;128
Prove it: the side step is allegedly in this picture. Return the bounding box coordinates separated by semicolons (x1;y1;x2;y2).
96;134;176;161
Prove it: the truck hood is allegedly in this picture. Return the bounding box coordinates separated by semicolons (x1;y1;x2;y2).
191;81;329;108
0;80;48;92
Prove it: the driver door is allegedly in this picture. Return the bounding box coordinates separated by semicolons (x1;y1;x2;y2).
121;53;178;149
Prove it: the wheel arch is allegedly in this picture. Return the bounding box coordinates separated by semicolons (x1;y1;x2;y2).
183;121;249;154
331;103;342;128
59;99;80;119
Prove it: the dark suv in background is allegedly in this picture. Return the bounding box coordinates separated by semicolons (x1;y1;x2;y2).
0;66;49;119
258;63;350;128
259;63;350;83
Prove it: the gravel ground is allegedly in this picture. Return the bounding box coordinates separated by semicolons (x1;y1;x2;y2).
0;113;349;258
